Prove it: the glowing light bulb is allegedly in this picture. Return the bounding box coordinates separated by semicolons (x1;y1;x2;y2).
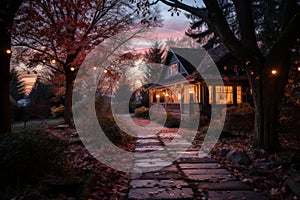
298;67;300;72
103;69;108;73
70;67;75;71
271;70;277;75
6;49;11;54
93;66;97;70
51;59;56;64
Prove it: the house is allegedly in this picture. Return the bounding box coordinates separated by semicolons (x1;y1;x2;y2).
147;44;251;116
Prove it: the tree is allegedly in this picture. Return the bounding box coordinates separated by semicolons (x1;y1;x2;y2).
143;40;165;83
0;0;24;133
28;76;52;118
12;0;159;125
9;68;25;101
132;0;300;152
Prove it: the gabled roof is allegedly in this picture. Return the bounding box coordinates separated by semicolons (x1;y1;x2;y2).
150;44;246;89
207;44;230;64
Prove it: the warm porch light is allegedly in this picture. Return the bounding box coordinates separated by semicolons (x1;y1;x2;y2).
70;67;75;71
189;88;194;94
156;94;160;98
271;69;277;75
51;59;56;64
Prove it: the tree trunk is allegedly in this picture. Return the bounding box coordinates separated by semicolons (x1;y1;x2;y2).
64;75;74;125
250;64;283;152
0;23;12;133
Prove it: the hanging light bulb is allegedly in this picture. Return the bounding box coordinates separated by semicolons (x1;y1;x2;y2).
70;67;75;71
6;49;12;54
271;69;277;75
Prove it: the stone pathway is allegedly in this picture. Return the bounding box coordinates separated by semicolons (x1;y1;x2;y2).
126;116;267;200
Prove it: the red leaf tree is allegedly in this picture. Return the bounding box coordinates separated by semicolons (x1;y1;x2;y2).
12;0;159;124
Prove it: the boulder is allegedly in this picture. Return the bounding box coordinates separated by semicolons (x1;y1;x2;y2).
220;148;229;157
286;174;300;195
226;148;251;165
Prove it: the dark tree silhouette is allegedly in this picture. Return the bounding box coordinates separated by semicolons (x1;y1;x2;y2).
9;68;25;101
0;0;24;133
143;40;165;83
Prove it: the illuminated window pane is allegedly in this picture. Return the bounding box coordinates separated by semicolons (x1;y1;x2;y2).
237;86;242;104
208;86;213;104
215;86;233;104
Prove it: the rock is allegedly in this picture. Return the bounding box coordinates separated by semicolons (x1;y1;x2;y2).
286;174;300;195
291;163;300;173
226;148;251;165
220;148;229;157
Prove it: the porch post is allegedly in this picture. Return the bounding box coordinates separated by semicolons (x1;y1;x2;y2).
180;83;184;113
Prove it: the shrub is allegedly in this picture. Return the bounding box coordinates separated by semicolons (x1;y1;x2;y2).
134;106;149;118
150;110;180;128
224;103;254;131
226;102;254;116
51;104;65;118
0;130;68;187
73;95;135;147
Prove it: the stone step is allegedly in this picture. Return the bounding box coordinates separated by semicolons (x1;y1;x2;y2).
128;187;194;200
197;181;252;191
207;190;267;200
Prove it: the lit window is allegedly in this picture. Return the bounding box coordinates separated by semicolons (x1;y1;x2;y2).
237;86;242;104
170;63;178;75
208;86;214;104
211;86;233;104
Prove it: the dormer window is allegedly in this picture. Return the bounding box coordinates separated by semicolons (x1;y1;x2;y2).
170;63;178;76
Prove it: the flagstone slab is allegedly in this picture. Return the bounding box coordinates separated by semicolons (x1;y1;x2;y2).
128;187;194;200
179;163;222;169
197;181;252;191
130;179;188;188
177;157;218;163
134;158;173;163
131;171;182;180
135;146;164;152
182;169;231;176
135;161;172;168
134;153;169;159
207;190;267;200
186;174;237;182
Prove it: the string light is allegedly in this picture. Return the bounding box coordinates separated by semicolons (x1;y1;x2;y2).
70;67;75;71
93;66;97;70
51;59;56;64
298;67;300;72
271;69;277;75
6;49;12;54
103;69;108;73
